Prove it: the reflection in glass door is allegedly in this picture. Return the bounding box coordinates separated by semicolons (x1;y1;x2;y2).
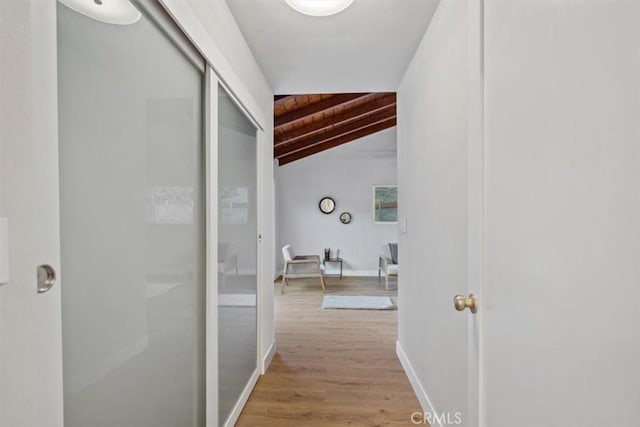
217;85;258;425
57;2;205;426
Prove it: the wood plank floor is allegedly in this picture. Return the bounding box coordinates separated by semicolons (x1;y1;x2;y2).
236;276;423;426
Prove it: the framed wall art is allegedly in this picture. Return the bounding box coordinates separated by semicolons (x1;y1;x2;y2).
373;185;398;223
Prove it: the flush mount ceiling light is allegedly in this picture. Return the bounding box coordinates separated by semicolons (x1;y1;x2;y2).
59;0;141;25
285;0;354;17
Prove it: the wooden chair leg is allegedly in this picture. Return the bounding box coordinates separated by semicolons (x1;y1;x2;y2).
385;274;389;291
378;268;381;283
282;262;288;295
320;274;326;292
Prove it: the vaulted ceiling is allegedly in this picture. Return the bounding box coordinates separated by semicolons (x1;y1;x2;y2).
274;92;396;166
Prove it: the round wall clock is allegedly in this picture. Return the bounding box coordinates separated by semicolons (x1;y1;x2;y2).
319;197;336;214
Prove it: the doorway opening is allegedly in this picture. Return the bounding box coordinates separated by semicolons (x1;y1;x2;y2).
237;93;420;424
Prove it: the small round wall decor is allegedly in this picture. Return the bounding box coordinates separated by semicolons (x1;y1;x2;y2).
339;212;352;224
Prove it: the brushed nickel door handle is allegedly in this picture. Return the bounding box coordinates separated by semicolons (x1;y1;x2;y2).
37;264;56;293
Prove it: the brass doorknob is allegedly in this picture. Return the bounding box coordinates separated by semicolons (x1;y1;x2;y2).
453;293;477;313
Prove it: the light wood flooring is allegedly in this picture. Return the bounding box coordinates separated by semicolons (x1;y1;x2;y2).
236;276;423;426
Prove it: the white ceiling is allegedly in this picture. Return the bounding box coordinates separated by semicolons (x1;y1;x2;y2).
225;0;440;94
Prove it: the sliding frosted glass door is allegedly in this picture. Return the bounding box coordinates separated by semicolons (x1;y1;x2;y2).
57;2;205;426
218;85;258;425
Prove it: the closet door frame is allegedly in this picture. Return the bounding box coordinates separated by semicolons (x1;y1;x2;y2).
141;2;269;424
206;70;265;427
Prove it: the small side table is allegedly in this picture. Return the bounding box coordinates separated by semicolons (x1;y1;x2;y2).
322;258;343;279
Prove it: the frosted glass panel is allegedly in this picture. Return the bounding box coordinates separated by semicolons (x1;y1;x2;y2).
218;86;258;424
58;2;205;426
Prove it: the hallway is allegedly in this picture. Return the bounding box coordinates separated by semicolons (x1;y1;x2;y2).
237;277;421;426
3;1;640;426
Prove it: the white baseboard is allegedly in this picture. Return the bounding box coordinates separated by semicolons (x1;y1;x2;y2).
396;340;443;427
222;366;260;427
275;269;379;278
261;339;276;374
341;270;378;277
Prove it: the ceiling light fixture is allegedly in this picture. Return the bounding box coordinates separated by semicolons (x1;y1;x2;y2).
59;0;141;25
285;0;354;17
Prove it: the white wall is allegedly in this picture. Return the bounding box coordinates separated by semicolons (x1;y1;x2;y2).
397;0;469;421
276;128;398;276
398;1;640;426
186;0;271;109
483;1;640;426
0;0;64;425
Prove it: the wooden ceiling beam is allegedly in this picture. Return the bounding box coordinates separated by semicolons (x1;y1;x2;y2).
275;108;396;158
275;95;396;146
274;94;294;105
274;93;372;127
278;118;397;166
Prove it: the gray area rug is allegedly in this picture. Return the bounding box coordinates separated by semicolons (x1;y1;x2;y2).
322;295;396;310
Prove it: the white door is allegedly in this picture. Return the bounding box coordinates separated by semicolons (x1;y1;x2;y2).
464;0;484;425
216;84;260;427
483;1;640;426
57;1;206;426
0;1;64;426
396;0;482;425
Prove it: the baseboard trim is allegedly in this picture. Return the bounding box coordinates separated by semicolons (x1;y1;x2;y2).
396;340;443;427
262;339;276;374
275;270;379;279
340;270;379;277
222;366;260;427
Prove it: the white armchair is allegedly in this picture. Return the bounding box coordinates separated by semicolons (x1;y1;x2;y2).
281;244;326;294
378;243;398;290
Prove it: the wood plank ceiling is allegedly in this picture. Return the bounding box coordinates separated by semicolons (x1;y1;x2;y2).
274;92;397;166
